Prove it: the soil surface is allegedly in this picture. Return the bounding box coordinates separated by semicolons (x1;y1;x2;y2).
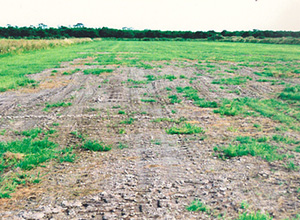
0;58;299;219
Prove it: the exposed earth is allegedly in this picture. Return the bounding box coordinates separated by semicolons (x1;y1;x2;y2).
0;57;299;219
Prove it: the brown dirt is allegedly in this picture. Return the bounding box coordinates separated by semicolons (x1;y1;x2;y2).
0;59;299;220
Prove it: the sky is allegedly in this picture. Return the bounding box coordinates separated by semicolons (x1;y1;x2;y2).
1;0;299;31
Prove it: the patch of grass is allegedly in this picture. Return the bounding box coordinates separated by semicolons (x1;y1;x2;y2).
214;136;287;162
294;146;300;153
127;79;148;84
166;123;205;135
240;201;250;210
52;123;60;127
169;95;182;104
0;137;58;172
235;211;273;220
284;160;299;171
0;129;6;135
62;68;81;75
214;97;300;128
44;101;72;111
118;142;128;149
141;99;157;103
272;134;299;144
83;68;113;75
19;128;43;139
165;87;172;91
81;140;111;152
120;117;135;125
194;100;218;108
279;85;300;101
112;105;121;109
59;147;76;163
151;117;187;124
212;76;252;85
70;130;85;140
119;128;126;134
180;75;187;79
151;139;162;145
253;124;261;128
186;199;210;214
118;110;126;115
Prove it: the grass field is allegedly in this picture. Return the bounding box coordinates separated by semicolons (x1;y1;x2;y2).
0;39;299;219
0;40;299;91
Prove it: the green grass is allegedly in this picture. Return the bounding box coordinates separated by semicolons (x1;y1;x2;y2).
169;95;182;104
176;86;218;108
19;128;43;139
118;110;126;115
0;129;6;135
45;101;72;109
120;117;135;125
212;76;252;85
214;136;288;162
81;140;111;152
62;68;81;75
1;40;300;92
117;142;129;149
284;160;299;171
141;99;157;103
213;98;300;129
83;68;113;75
166;123;205;135
279;85;300;101
0;126;75;198
151;117;187;124
235;211;273;220
186;199;210;214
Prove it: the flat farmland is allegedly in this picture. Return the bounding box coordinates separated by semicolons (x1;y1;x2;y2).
0;40;300;219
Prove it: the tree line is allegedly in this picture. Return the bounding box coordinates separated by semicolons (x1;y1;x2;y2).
0;26;299;40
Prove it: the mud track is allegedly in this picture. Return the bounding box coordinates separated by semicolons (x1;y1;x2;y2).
0;60;299;219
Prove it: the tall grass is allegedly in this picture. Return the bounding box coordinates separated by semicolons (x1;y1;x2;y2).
0;38;92;55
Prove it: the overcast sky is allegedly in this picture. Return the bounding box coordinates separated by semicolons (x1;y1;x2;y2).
1;0;299;31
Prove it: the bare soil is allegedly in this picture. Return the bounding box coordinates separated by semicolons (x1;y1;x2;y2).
0;59;299;219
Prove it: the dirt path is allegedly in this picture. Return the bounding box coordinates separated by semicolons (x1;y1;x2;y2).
0;60;299;219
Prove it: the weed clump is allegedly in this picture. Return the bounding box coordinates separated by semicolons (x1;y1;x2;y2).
83;68;113;75
235;211;273;220
81;140;111;152
212;76;252;85
141;99;157;103
186;199;210;214
279;85;300;101
214;136;288;162
166;123;205;135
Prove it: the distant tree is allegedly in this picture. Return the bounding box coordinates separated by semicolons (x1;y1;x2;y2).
73;23;84;28
38;23;47;29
